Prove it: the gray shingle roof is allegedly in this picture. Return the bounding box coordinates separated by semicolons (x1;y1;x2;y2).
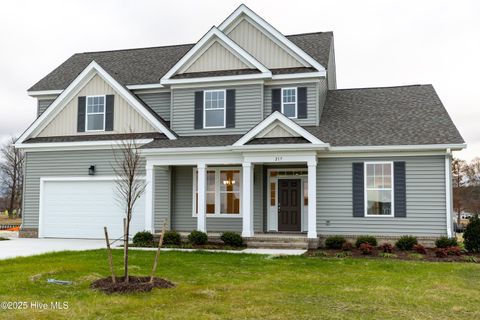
142;135;243;149
25;132;166;143
28;32;333;91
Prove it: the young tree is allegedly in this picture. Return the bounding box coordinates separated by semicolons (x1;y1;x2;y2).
0;137;24;218
452;158;468;225
113;137;145;283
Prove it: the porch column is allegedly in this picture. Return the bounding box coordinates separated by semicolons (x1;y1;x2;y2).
145;163;155;233
242;162;254;237
197;163;207;232
307;159;318;239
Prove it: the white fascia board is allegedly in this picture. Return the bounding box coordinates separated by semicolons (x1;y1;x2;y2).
27;89;64;97
218;4;326;72
233;111;326;146
271;72;326;80
126;83;165;90
14;139;154;151
161;27;271;84
162;72;271;85
329;144;467;152
16;61;177;144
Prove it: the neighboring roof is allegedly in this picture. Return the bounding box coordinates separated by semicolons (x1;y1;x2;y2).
28;32;333;92
306;85;465;146
24;132;165;144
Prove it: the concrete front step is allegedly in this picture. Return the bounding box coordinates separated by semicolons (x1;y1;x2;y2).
246;241;309;249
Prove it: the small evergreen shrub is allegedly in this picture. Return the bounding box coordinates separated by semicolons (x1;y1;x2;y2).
188;230;208;245
341;241;353;251
133;231;154;247
162;231;181;245
435;236;458;248
220;232;244;247
395;236;418;251
359;243;374;255
379;243;394;253
464;216;480;253
413;244;427;254
355;236;377;248
325;236;346;250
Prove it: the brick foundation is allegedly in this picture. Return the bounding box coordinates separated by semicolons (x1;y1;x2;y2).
19;228;38;238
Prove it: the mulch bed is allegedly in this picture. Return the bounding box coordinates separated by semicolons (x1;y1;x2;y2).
131;242;246;250
91;276;175;294
306;248;480;263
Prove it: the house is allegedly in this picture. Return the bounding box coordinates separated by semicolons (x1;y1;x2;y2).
15;4;465;247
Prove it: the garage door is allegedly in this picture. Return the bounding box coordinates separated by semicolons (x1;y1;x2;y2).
40;179;146;239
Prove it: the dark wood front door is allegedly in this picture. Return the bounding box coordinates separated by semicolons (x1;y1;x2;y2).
278;179;301;231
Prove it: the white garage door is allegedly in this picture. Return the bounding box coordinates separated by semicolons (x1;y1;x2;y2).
40;179;146;239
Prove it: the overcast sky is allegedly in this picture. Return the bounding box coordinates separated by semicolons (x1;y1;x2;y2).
0;0;478;160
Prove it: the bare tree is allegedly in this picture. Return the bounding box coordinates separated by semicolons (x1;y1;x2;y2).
0;137;24;218
113;137;145;283
452;158;469;225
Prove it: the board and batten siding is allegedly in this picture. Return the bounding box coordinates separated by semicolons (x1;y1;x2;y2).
171;84;263;136
171;166;263;232
137;92;171;122
316;156;448;236
37;98;56;117
264;81;324;126
37;75;156;137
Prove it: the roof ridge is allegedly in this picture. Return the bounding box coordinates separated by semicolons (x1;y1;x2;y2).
329;84;431;92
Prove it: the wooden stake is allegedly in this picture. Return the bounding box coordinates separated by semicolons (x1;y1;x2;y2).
123;218;129;283
150;219;168;283
103;226;116;284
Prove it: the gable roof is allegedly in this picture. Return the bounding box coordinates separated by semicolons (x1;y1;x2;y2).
28;32;333;92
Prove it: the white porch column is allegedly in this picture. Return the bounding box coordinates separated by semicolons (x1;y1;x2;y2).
242;162;254;237
145;163;155;233
307;159;318;239
197;163;207;232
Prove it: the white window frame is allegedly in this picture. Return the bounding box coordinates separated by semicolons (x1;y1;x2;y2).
203;89;226;129
281;87;297;119
85;95;106;132
364;161;394;217
192;167;242;218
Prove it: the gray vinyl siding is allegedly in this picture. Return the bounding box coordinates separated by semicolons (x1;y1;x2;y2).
326;39;337;90
136;92;171;122
171;84;263;136
154;166;171;232
171;165;263;233
264;81;323;126
317;156;447;236
37;99;56;117
23;150;145;229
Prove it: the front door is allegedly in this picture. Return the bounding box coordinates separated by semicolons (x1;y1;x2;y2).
278;179;301;231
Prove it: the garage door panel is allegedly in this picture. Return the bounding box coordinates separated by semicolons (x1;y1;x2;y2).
41;180;145;239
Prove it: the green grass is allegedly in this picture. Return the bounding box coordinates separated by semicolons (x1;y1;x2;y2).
1;250;480;319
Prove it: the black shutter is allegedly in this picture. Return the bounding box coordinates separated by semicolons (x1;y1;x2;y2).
394;161;407;217
272;88;281;113
77;96;86;132
226;89;235;128
105;95;114;131
352;162;365;217
194;91;204;129
297;87;307;119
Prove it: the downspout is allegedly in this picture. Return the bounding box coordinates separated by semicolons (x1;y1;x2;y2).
445;148;453;237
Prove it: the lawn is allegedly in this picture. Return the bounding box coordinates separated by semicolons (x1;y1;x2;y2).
0;250;479;320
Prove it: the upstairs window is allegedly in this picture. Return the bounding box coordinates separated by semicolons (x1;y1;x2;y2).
204;90;226;128
365;162;394;216
86;96;105;131
281;88;297;118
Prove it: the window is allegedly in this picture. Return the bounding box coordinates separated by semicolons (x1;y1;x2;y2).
204;90;226;128
193;168;241;216
281;88;297;118
365;162;393;216
86;96;105;131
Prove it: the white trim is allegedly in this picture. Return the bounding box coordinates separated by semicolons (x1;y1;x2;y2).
14;139;154;151
233;111;326;146
145;164;155;233
85;95;106;132
218;4;326;72
27;89;63;97
196;163;207;232
162;73;271;85
271;72;326;79
203;89;226;129
161;27;271;84
330;144;467;152
170;80;264;90
445;150;453;237
16;60;176;145
307;160;317;238
364;161;394;218
126;83;165;90
281;87;297;119
241;162;254;237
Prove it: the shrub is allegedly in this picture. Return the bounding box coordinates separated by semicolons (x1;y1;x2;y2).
464;216;480;253
342;241;353;251
133;231;154;247
188;230;208;245
325;236;346;250
413;244;427;254
435;248;448;258
162;231;181;246
335;251;351;258
314;251;329;257
220;232;244;247
379;243;394;253
435;236;458;248
395;236;418;251
355;236;377;248
359;243;374;255
446;246;462;256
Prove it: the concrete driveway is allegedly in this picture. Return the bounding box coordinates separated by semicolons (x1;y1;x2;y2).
0;238;106;260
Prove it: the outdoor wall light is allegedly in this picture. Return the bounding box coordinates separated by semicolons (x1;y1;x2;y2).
88;165;96;175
